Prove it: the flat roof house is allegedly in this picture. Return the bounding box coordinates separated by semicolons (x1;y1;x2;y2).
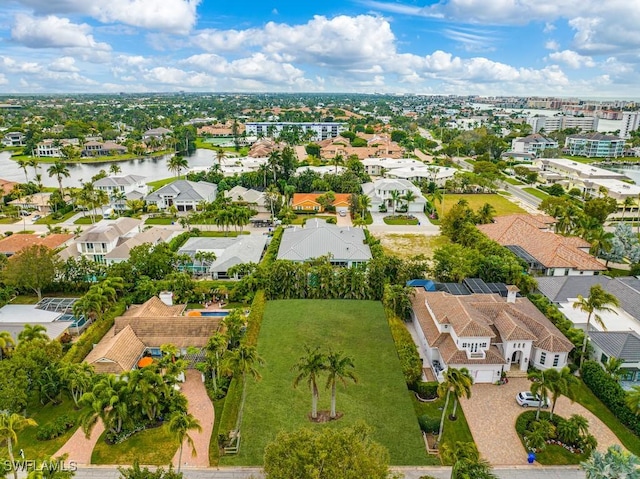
277;219;372;267
146;180;217;212
410;281;573;383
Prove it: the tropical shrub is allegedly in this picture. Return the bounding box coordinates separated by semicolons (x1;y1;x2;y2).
387;313;422;386
418;415;440;434
413;381;438;400
35;414;76;441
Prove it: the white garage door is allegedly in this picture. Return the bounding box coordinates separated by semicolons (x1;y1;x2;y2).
474;370;494;383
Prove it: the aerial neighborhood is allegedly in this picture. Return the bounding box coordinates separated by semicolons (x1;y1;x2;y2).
1;92;640;479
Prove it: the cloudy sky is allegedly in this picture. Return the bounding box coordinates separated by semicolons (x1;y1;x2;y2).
1;0;639;97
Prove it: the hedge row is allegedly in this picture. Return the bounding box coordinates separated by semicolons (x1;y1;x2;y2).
386;311;423;386
581;360;640;435
261;227;283;265
243;290;265;346
62;300;126;363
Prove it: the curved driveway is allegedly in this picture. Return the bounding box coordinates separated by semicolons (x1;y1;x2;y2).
459;378;622;465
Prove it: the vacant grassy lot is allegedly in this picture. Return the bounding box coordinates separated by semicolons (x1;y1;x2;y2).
74;215;103;225
145;216;175;225
442;194;525;217
221;300;428;466
523;188;550;200
376;233;449;259
383;215;419;226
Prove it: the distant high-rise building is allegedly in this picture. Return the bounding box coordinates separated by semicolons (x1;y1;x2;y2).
526;115;598;133
245;122;347;141
620;112;640;139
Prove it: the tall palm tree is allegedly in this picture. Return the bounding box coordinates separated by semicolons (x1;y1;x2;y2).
437;367;473;442
528;369;553;421
589;228;614;256
268;150;281;183
428;188;443;215
109;164;121;175
573;284;620;362
292;346;327;420
358;195;372;218
222;344;264;383
0;331;15;360
0;413;37;479
476;203;496;224
622;196;635;221
16;158;29;183
59;362;94;408
604;356;624;380
390;190;401;214
325;351;357;419
204;332;227;393
332;154;344;173
28;157;40;178
167;155;189;177
167;411;202;472
18;324;49;343
402;190;417;214
47;162;70;198
216;148;226;166
546;367;578;419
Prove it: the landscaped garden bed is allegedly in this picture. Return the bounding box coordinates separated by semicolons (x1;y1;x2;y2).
383;215;419;225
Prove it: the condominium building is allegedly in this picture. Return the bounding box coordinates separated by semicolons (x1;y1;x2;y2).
245;122;347;141
527;115;599;133
620;112;640;139
510;134;558;156
564;133;625;158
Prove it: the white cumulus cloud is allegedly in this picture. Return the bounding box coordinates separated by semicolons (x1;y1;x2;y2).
49;56;79;72
11;14;111;51
548;50;595;69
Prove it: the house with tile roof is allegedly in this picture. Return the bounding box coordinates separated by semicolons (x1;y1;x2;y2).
291;193;351;214
277;219;371;267
478;214;606;276
85;295;221;375
0;233;73;257
410;284;574;383
145;180;217;211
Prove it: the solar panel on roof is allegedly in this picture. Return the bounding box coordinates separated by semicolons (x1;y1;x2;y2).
440;283;471;295
505;245;542;267
464;278;493;294
486;283;509;296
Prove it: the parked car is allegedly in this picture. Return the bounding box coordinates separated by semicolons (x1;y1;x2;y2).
339;210;347;217
32;215;41;221
516;391;549;408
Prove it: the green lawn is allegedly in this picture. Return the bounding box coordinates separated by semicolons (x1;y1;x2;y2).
0;217;19;224
410;393;473;464
92;425;178;465
145;217;175;225
74;215;103;224
291;214;335;225
147;176;185;190
17;398;84;461
573;380;640;456
221;300;428;466
209;397;226;466
523;188;550;200
504;177;525;185
442;194;525;217
383;215;420;226
35;210;77;224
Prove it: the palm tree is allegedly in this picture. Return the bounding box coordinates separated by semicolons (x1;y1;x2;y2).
292;346;327;420
589;228;614;256
268;150;281;183
332;154;344;173
59;362;94;408
528;369;553;420
573;284;620;362
16;159;29;183
546;367;578;419
390;190;401;214
167;155;189;177
402;190;417;214
109;164;121;175
167;411;202;472
0;412;37;479
437;367;473;442
203;332;227;393
440;441;497;479
47;162;70;197
581;445;640;479
625;385;640;416
18;324;49;343
216;148;226;166
0;331;15;360
28;158;40;180
325;350;357;419
428;188;443;215
604;356;624;380
622;196;635;221
476;203;496;224
358;194;372;219
222;344;264;383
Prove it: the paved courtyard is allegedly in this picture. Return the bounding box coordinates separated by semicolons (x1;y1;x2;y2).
459;377;622;466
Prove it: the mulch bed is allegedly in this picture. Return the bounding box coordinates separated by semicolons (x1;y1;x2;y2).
308;410;344;423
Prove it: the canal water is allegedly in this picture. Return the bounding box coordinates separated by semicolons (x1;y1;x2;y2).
0;149;217;187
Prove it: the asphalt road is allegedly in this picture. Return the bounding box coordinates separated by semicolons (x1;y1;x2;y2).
28;465;585;479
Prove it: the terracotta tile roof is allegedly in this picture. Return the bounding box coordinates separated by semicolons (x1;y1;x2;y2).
0;233;73;255
0;179;18;196
122;296;185;317
85;325;146;375
478;214;605;271
114;316;221;347
291;193;352;208
411;289;573;361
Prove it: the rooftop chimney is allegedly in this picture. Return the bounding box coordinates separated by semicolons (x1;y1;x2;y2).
159;291;174;306
506;285;519;304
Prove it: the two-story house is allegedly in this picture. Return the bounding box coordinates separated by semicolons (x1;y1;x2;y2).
94;175;149;210
2;132;25;147
74;217;141;263
410;279;573;383
361;178;427;213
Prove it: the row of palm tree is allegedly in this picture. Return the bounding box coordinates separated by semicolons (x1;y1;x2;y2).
528;366;578;420
387;190;417;214
292;345;357;420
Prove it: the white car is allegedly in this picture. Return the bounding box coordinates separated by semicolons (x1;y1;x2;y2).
339;210;347;217
516;391;549;408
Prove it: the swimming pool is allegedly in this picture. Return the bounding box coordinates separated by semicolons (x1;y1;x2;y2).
199;311;230;317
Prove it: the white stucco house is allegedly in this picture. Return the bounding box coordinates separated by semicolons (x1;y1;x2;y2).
410;280;574;383
362;178;427;213
145;180;217;211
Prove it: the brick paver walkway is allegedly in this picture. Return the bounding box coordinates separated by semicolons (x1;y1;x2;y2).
173;369;215;468
55;419;105;465
459;378;622;466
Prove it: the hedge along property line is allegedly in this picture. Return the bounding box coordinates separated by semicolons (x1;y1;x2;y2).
581;360;640;436
385;309;423;386
215;290;266;454
62;300;126;363
261;227;283;265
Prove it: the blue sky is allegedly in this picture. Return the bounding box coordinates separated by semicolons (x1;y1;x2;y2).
1;0;639;96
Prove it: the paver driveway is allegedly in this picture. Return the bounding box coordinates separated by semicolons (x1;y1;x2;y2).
459;377;622;465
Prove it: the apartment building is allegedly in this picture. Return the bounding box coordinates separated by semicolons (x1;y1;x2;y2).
620;112;640;139
245;122;346;141
527;115;599;133
564;133;625;158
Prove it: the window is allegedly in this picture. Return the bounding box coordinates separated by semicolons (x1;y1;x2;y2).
462;343;467;348
540;352;546;365
482;343;487;348
600;353;608;364
553;355;560;367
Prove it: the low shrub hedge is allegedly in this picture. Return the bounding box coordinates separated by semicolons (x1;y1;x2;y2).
386;311;422;386
36;414;76;441
418;415;440;434
412;381;438;400
262;227;283;265
582;360;640;435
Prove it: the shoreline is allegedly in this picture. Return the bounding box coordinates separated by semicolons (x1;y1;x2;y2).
8;149;173;165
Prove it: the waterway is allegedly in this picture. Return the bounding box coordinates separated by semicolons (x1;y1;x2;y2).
603;164;640;185
0;149;218;187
